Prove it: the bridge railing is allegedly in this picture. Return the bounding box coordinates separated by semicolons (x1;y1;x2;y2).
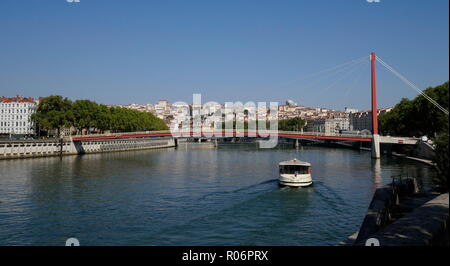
67;129;374;140
66;130;171;139
277;131;373;139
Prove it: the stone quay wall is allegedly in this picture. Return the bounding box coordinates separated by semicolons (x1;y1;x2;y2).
0;137;175;160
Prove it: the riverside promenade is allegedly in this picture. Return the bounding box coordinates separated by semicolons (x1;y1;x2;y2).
340;177;449;246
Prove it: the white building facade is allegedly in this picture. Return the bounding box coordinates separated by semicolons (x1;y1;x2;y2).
0;96;37;135
350;108;392;132
306;117;351;134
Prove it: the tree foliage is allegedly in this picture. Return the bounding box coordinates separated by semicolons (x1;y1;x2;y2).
32;96;168;136
379;82;449;137
72;100;101;133
218;117;305;131
278;117;306;131
31;95;74;136
433;122;449;192
379;81;449;192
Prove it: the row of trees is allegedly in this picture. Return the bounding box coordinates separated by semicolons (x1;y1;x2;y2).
379;82;449;192
32;96;168;136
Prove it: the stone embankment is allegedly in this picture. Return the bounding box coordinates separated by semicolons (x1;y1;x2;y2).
340;177;449;246
0;137;176;160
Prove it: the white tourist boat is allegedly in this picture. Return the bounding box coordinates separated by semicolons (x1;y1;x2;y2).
278;159;312;187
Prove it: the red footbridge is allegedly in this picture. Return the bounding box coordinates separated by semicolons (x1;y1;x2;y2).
70;130;419;145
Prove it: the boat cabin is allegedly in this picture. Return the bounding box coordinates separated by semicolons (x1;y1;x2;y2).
279;159;311;175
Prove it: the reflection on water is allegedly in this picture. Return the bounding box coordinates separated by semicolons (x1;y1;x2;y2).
0;146;436;246
372;159;382;189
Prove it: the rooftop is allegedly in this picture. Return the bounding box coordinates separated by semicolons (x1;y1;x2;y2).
279;159;311;166
0;96;35;103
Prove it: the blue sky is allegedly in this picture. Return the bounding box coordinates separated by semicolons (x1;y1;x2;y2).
0;0;448;110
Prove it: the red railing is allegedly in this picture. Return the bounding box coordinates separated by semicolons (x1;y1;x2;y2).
70;130;373;142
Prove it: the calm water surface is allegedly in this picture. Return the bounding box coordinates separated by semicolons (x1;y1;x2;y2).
0;145;436;245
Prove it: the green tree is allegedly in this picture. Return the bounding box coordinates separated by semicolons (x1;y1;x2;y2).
379;82;449;137
106;106;168;132
72;99;101;134
279;117;306;131
31;95;74;137
96;104;112;132
379;82;449;191
433;122;449;192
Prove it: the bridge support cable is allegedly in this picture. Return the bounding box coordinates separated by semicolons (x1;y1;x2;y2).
344;58;368;99
288;57;369;102
293;57;367;92
318;58;369;94
376;56;449;115
277;55;370;89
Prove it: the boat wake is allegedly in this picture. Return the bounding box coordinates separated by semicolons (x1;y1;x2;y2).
198;179;278;201
311;181;351;211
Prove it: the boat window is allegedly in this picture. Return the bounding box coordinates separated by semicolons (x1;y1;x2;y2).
279;165;309;174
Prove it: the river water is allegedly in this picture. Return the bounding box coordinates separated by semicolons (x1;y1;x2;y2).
0;144;436;246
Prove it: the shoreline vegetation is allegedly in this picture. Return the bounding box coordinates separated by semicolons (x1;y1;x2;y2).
31;96;169;137
379;81;449;192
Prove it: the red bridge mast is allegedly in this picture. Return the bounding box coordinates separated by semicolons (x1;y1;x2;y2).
371;52;378;135
370;52;380;159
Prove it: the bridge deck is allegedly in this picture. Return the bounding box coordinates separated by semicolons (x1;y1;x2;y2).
68;130;419;144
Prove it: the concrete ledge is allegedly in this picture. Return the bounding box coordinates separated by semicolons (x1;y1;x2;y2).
358;193;449;246
354;178;423;245
0;137;176;160
391;152;435;167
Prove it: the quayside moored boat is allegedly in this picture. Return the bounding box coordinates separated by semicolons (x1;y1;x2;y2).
278;159;312;187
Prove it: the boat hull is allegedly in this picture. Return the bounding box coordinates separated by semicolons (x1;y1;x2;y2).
278;174;313;187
